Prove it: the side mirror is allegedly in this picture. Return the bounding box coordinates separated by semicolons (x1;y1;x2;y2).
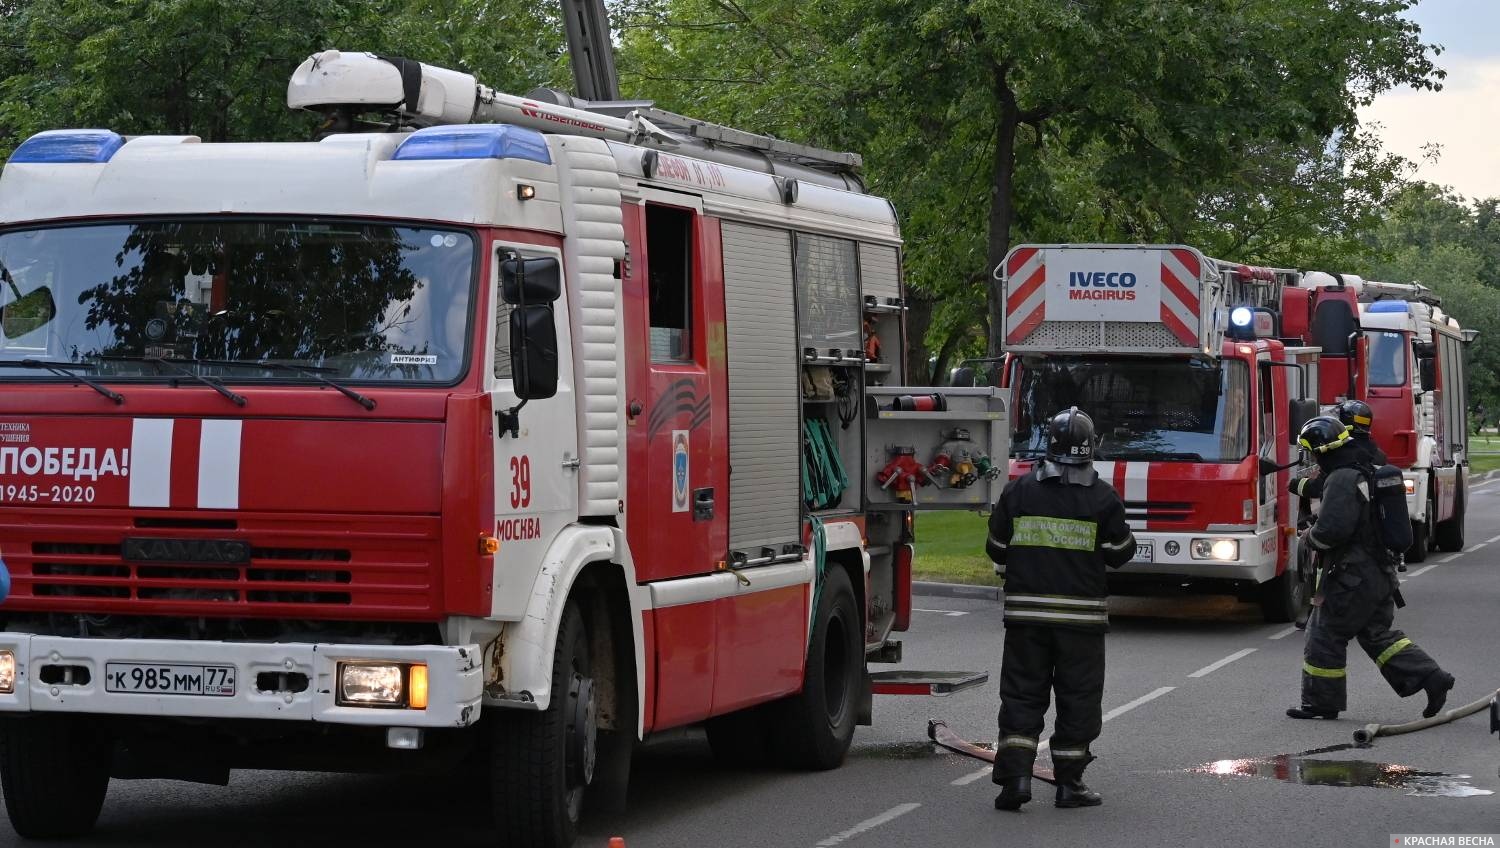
510;306;558;400
949;366;975;388
0;286;56;338
1418;357;1436;392
500;256;561;304
1287;397;1318;443
1258;457;1281;477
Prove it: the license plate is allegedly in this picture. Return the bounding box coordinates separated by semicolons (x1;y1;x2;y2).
1133;542;1155;563
105;662;236;697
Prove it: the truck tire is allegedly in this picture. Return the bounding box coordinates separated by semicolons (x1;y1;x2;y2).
1258;566;1310;623
488;600;595;848
772;566;861;771
1434;474;1466;552
0;716;111;838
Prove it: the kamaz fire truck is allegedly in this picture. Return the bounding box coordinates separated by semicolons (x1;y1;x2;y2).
1301;274;1471;561
0;51;1000;846
995;245;1371;622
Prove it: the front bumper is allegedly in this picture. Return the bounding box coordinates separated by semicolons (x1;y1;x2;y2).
1113;528;1280;584
0;634;483;727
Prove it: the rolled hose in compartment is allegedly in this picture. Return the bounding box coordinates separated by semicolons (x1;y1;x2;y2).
1352;688;1500;746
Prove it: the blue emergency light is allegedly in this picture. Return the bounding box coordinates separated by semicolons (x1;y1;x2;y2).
1368;300;1409;313
392;124;551;165
1227;305;1276;340
9;129;126;164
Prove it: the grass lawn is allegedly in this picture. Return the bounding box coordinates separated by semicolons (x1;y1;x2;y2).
911;510;999;586
1472;431;1500;476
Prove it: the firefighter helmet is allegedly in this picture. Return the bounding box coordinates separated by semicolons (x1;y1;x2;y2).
1335;399;1374;435
1298;416;1352;455
1045;407;1096;466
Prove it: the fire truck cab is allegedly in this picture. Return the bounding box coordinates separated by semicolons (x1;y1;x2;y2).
998;245;1322;622
1356;284;1471;559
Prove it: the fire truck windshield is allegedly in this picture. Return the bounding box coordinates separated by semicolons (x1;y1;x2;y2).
1366;330;1408;387
1013;357;1251;463
0;219;475;384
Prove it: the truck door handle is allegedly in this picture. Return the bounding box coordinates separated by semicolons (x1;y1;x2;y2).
693;487;715;521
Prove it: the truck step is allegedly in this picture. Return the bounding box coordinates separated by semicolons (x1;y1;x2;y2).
869;670;988;697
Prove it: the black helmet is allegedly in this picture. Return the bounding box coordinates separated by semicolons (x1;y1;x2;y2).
1045;407;1096;465
1298;416;1352;455
1335;399;1374;435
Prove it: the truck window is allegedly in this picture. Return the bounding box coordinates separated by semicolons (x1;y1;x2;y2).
1366;331;1407;387
645;204;694;362
0;220;476;384
1012;356;1250;462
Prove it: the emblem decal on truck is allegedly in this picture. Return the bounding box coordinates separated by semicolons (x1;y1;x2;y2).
672;429;690;512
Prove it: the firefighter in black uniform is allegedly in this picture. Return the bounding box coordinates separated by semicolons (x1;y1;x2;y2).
1287;416;1455;720
1289;400;1387;501
986;407;1136;811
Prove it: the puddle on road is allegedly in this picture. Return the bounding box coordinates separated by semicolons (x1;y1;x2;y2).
1187;743;1493;797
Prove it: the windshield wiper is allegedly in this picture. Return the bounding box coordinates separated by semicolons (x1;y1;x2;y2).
100;355;247;407
176;358;375;411
0;359;124;404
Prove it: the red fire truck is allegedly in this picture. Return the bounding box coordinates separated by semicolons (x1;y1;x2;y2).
996;244;1366;622
0;51;998;846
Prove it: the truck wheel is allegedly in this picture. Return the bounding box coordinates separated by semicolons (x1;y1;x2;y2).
0;716;111;838
704;704;775;767
1434;475;1466;552
1258;566;1309;623
488;600;595;848
772;566;861;771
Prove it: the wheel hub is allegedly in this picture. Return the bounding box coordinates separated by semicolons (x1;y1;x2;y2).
565;672;597;789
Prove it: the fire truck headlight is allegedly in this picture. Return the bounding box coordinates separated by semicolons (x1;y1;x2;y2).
338;663;405;707
0;651;15;694
1191;539;1239;562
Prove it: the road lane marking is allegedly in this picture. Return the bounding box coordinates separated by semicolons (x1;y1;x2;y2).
1269;626;1298;640
1187;648;1257;678
951;686;1177;786
1406;564;1440;578
913;608;969;617
1487;533;1500;544
1432;553;1462;563
814;802;921;847
1102;686;1176;721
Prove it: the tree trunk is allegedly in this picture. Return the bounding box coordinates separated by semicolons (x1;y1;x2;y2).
903;287;935;386
985;98;1021;357
930;328;968;385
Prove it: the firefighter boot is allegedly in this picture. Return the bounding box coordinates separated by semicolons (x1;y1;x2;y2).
1285;706;1339;720
993;776;1032;811
1422;671;1455;718
1054;779;1103;808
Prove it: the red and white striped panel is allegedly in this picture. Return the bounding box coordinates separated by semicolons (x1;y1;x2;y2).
1004;247;1046;346
1158;248;1202;347
1094;461;1151;530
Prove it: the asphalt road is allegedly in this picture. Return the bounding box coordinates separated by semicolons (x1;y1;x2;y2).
4;478;1499;847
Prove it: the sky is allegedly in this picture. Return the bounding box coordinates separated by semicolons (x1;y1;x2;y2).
1358;0;1500;201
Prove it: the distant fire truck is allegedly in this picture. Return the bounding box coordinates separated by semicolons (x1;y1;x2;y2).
0;51;999;846
996;245;1373;622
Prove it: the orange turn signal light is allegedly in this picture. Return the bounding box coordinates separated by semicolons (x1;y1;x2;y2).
479;534;500;555
408;664;429;710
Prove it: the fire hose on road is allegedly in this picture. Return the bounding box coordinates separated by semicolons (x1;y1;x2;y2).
1352;688;1500;747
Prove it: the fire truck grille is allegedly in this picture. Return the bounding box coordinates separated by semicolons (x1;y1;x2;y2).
1124;501;1195;523
1016;321;1187;350
6;512;441;620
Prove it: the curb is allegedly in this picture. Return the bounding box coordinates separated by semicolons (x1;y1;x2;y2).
913;580;999;601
